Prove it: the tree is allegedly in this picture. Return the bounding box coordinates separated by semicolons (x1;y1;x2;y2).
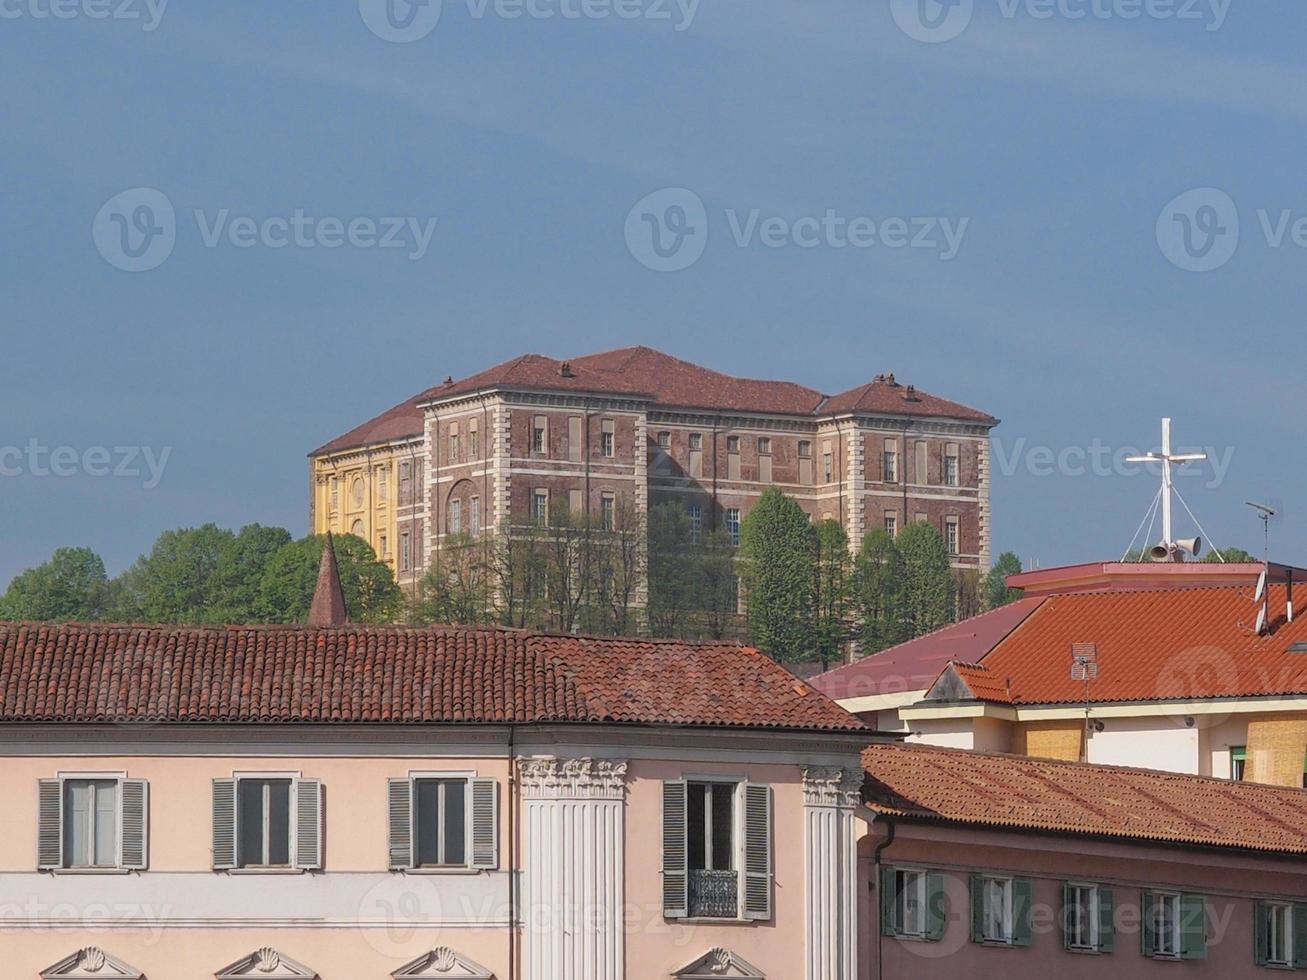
116;524;239;624
647;502;697;638
854;529;905;654
220;524;293;622
260;533;401;624
813;520;852;669
591;498;644;635
896;521;954;639
696;529;741;641
1205;547;1257;563
984;551;1024;609
411;532;493;626
0;547;110;621
738;489;817;662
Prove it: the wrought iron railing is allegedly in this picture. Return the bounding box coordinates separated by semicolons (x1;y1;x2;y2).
688;869;739;918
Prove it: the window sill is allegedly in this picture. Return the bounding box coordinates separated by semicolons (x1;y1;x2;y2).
401;867;483;876
50;867;133;875
226;867;306;875
891;933;936;944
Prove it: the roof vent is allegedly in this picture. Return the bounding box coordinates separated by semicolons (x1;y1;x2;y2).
443;375;454;386
1288;642;1307;653
559;361;573;378
904;384;919;401
885;372;897;387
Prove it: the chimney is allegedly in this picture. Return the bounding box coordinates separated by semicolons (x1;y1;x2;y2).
559;361;573;378
308;532;349;627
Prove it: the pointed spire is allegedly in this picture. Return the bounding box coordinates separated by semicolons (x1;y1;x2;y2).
308;532;349;627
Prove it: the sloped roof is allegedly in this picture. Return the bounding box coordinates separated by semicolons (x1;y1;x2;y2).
927;662;1015;704
972;584;1307;705
863;743;1307;856
0;622;866;732
312;347;995;456
808;597;1044;702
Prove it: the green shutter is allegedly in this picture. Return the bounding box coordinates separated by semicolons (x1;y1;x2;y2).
926;872;948;942
1140;891;1157;957
1098;887;1115;953
1012;878;1034;947
1181;894;1208;960
880;866;898;936
969;874;985;944
1293;904;1307;969
1255;902;1270;967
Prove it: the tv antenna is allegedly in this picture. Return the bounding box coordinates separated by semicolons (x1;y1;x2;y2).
1246;501;1277;562
1123;418;1213;562
1071;642;1099;762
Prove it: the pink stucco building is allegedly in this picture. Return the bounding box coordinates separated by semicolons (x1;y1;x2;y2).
0;621;869;980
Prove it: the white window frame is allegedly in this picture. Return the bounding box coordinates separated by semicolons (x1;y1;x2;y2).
980;874;1015;945
944;451;960;487
449;498;462;535
601;493;616;531
946;518;960;556
1066;882;1100;951
1267;901;1294;967
757;437;771;455
229;770;303;872
896;867;930;939
884;513;897;538
1152;891;1183;959
726;508;741;547
400;531;412;572
54;770;129;872
883;446;898;482
682;773;745;920
408;770;477;871
532;490;549;524
688;502;702;544
470;496;481;534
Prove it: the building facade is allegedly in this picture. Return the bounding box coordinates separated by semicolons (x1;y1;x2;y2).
307;347;998;594
0;621;868;980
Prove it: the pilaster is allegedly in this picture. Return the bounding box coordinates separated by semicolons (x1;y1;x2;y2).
803;766;861;980
845;427;866;554
977;436;992;570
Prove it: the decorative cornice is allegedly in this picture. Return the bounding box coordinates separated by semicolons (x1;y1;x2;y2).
802;766;863;809
520;757;629;800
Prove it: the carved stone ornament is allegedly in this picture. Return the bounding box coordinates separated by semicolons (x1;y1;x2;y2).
672;948;765;979
802;766;864;808
214;948;317;979
40;948;144;980
519;756;629;800
391;947;495;979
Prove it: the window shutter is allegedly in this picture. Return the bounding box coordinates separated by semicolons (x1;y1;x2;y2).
294;778;323;870
1097;887;1115;953
1140;891;1156;956
661;780;687;919
1255;902;1270;967
470;778;499;870
37;778;63;870
120;779;148;870
880;866;898;936
1060;882;1072;950
742;783;772;921
969;874;984;944
1180;894;1207;960
1293;904;1307;968
212;778;236;870
1012;878;1034;947
388;777;413;871
926;872;948;942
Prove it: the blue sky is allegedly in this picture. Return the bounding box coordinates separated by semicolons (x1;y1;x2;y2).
2;0;1304;587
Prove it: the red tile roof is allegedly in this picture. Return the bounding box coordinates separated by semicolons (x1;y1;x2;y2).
863;743;1307;856
0;622;866;732
944;662;1015;703
808;598;1044;702
312;347;995;456
971;584;1307;705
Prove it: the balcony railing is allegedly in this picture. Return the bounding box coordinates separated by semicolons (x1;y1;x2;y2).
688;869;739;919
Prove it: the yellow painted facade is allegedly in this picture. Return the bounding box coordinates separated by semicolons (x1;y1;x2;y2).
310;445;407;571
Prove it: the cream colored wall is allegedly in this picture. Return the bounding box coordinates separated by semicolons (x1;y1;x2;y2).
312;450;401;568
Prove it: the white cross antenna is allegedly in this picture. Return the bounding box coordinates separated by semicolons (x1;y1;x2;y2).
1126;418;1209;561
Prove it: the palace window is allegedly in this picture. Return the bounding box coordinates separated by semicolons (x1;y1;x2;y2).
689;433;702;451
399;462;411;505
449;430;460;463
687;780;736;918
213;775;322;873
532;417;548;455
400;532;411;572
945;444;960;487
757;437;771;455
378;466;388;502
415;778;466;868
329;477;339;511
946;518;960;556
688;502;702;544
351;477;365;508
388;775;498;872
448;499;462;535
884;513;897;538
237;778;292;868
726;508;741;547
351;519;364;537
658;431;671;450
601;493;616;531
823;450;833;484
883;442;898;482
601;420;615;458
38;775;149;873
380;534;388;558
469;421;480;459
726;436;740;453
62;779;117;868
662;778;771;922
470;496;481;534
532;490;549;525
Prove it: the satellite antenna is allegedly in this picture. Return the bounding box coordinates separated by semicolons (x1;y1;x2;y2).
1125;419;1208;562
1246;501;1277;562
1071;642;1099;762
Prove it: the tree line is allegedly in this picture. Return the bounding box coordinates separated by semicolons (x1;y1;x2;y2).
1;491;1030;667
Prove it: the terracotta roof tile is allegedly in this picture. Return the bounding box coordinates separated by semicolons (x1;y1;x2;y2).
0;622;866;732
947;662;1014;703
312;346;994;456
863;743;1307;856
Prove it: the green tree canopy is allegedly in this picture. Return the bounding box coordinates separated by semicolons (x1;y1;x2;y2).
261;533;401;624
896;520;954;639
854;529;905;654
813;519;852;669
1205;546;1257;563
738;489;816;662
0;547;110;621
647;502;697;639
984;551;1024;609
115;524;239;624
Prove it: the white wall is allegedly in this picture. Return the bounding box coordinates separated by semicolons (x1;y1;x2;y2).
904;719;978;750
1087;717;1199;773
